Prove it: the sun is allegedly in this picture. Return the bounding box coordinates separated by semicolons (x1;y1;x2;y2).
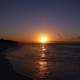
40;36;48;43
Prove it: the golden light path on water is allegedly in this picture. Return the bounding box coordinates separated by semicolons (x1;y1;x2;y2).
35;44;48;79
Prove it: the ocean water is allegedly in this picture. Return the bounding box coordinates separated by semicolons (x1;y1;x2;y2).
5;44;80;80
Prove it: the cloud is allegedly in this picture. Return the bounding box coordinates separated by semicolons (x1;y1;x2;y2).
70;36;80;41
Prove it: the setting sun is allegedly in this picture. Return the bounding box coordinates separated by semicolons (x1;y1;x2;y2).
40;36;48;43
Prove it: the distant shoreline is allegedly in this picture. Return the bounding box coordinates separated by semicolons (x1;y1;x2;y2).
0;39;20;52
0;38;80;46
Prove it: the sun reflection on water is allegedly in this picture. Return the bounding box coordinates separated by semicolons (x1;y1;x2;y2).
38;60;48;78
41;44;46;51
35;44;48;79
40;53;46;58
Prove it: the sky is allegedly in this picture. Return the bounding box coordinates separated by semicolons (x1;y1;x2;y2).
0;0;80;42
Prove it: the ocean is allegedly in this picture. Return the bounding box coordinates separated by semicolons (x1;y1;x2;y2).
5;44;80;80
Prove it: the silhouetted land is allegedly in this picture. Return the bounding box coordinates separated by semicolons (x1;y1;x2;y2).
0;39;17;51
